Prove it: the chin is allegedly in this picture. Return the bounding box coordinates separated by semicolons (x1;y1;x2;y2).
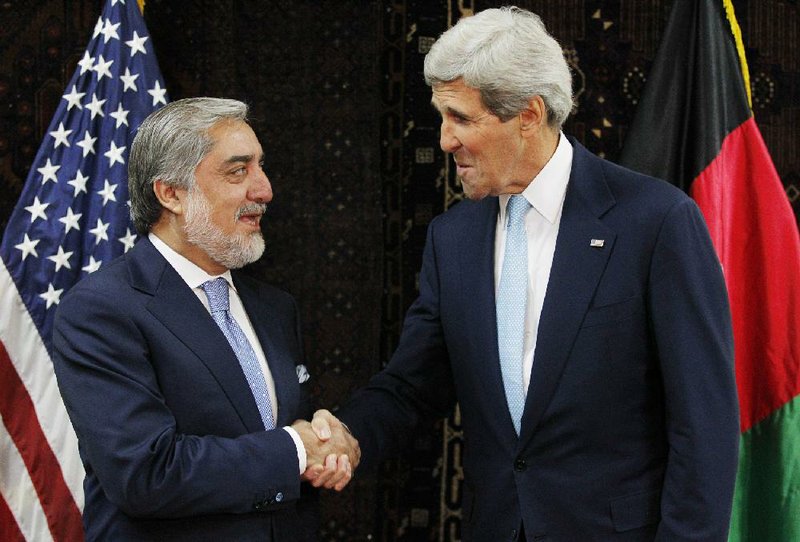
462;185;491;201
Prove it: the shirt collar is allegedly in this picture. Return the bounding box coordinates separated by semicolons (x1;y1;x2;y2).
499;132;573;224
149;232;234;291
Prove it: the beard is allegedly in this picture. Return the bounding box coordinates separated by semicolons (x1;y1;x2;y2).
183;187;266;270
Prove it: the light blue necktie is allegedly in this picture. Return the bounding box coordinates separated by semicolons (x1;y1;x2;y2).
202;277;275;430
496;195;530;435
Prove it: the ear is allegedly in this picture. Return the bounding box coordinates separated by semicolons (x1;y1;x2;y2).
518;95;547;137
153;179;185;216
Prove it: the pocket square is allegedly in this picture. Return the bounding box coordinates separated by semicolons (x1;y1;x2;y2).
296;364;310;383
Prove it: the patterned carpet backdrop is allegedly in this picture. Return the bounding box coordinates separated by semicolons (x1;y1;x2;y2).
1;1;797;540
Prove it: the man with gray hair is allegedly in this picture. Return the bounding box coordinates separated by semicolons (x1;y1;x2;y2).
52;97;359;541
330;6;739;541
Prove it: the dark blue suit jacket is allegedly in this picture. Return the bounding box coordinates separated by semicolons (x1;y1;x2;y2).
339;139;739;541
52;237;318;541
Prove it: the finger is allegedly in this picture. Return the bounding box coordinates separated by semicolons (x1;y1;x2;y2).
325;452;338;471
321;453;345;489
333;454;353;491
311;453;338;488
301;463;323;483
324;454;350;491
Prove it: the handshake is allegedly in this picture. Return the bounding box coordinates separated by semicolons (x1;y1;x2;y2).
292;409;360;492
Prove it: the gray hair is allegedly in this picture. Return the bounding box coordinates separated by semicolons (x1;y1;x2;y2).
424;6;573;128
128;97;249;234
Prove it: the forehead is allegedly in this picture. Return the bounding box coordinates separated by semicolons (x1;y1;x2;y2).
205;119;262;158
431;79;484;111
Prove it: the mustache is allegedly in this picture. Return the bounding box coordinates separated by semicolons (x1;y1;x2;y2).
235;203;267;221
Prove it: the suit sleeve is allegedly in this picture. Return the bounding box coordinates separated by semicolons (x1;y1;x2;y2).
648;198;739;541
52;285;303;518
338;221;457;471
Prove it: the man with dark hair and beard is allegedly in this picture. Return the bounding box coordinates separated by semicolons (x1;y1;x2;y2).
52;97;359;541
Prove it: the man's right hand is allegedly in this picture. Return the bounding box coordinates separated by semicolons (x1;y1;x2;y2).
292;410;360;491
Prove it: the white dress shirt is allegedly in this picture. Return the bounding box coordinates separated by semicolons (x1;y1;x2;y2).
494;133;573;395
149;233;306;473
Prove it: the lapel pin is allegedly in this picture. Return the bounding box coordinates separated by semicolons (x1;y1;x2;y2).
590;239;605;248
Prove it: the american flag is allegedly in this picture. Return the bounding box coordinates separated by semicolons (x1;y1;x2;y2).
0;0;168;539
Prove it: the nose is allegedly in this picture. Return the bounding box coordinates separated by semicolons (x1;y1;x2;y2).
439;120;460;153
249;167;273;204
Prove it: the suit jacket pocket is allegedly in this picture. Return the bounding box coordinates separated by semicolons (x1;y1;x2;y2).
581;295;643;329
610;488;661;532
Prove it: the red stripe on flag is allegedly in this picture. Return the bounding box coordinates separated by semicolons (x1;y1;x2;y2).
691;117;800;432
0;492;26;542
0;340;84;542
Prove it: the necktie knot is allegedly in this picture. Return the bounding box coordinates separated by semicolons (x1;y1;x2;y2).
506;195;530;229
201;278;230;313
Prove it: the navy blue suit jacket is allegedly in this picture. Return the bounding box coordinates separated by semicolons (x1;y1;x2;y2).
52;237;318;541
339;139;739;541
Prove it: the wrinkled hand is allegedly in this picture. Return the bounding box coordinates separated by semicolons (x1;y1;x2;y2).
292;409;360;491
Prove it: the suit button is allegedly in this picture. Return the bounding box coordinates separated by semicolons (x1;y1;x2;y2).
510;528;518;540
275;492;283;502
514;458;527;472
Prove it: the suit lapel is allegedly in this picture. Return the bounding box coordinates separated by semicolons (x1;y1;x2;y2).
519;141;617;445
128;239;266;433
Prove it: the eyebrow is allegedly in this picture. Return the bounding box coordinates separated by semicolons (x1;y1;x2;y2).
430;102;469;120
223;153;264;165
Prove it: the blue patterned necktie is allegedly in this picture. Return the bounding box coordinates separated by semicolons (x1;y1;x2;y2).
201;277;276;430
496;195;530;435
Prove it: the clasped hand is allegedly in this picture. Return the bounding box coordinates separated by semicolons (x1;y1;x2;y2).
292;409;360;491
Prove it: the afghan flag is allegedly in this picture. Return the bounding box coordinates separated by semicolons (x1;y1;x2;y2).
619;1;800;539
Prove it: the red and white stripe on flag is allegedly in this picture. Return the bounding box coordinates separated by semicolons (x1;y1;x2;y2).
0;262;84;540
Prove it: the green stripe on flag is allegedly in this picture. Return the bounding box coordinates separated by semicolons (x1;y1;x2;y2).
729;393;800;541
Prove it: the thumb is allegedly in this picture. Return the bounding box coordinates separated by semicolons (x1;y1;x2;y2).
311;409;333;440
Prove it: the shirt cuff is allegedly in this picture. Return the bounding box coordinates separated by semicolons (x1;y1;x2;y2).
283;426;307;475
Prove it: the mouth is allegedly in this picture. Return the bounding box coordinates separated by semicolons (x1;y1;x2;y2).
453;154;471;170
236;204;267;229
455;163;472;178
238;213;262;228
